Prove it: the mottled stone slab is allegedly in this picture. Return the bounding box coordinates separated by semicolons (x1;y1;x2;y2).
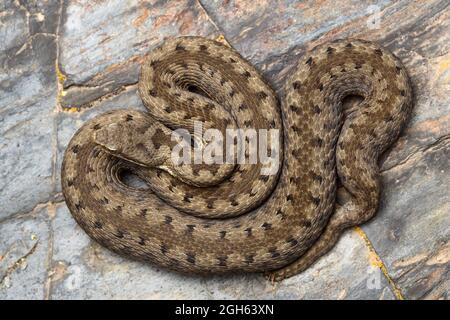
22;0;61;35
49;204;395;299
58;0;220;108
0;207;51;299
0;1;29;56
363;140;449;299
0;28;58;219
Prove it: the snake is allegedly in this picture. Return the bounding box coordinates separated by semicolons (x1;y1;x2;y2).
61;37;412;281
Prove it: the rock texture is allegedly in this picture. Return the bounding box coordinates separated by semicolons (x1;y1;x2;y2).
0;0;448;299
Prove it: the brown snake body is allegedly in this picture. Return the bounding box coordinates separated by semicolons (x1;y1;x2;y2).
61;37;412;281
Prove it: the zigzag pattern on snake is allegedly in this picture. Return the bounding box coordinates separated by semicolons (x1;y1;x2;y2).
61;37;412;281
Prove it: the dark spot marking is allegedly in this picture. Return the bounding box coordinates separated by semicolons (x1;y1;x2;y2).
315;137;324;148
205;103;215;110
217;256;227;266
186;224;195;234
262;222;272;230
286;237;298;247
318;83;324;91
311;196;321;206
291;82;302;93
327;46;335;54
291;148;301;158
286;194;294;202
243;71;251;78
269;248;280;258
244;227;252;237
230;198;239;206
199;44;208;51
385;115;394;123
67;180;74;187
374;48;383;56
259;175;269;182
93;124;101;130
400;89;405;96
92;149;101;158
75;202;83;210
305;57;313;66
245;254;254;264
175;44;185;51
345;43;353;48
115;230;124;238
71;145;80;153
149;89;157;96
313;105;321;114
229;58;237;63
206;200;215;209
292;125;300;133
140;209;147;217
355;63;362;69
165;215;173;225
138;237;146;246
94;221;102;229
290;104;301;115
312;173;323;183
160;244;168;254
219;230;226;239
238;104;248;111
301;219;312;228
396;66;402;74
101;197;109;205
186;252;196;264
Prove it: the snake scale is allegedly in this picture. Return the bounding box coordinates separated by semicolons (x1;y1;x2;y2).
61;37;412;281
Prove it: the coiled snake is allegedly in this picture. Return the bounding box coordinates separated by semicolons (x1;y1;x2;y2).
61;37;412;281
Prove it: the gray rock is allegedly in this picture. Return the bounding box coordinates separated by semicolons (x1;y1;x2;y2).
58;0;220;108
364;140;449;299
0;33;58;220
0;207;51;299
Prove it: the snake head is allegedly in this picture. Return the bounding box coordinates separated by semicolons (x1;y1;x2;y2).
92;112;170;168
94;123;123;152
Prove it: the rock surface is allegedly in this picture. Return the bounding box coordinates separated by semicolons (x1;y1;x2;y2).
0;0;448;299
